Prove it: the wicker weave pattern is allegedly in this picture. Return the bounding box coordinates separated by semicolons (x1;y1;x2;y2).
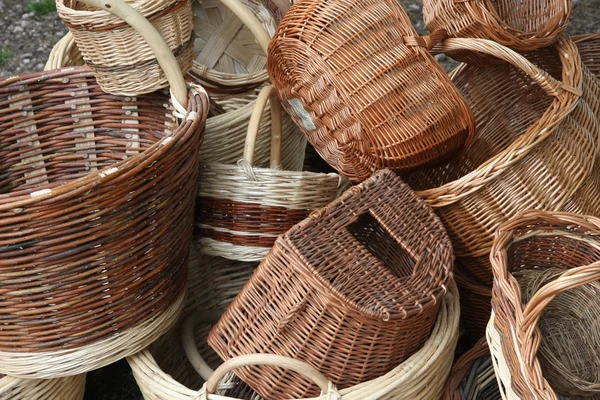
423;0;571;63
57;0;194;95
455;265;492;344
0;373;86;400
0;67;208;377
406;37;600;285
207;169;453;398
488;211;600;400
267;0;475;182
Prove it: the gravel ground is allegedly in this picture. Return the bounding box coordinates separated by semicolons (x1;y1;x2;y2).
0;1;599;399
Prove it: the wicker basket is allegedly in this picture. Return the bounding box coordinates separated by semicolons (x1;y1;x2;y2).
0;0;208;378
131;278;459;400
196;85;342;262
574;33;600;74
444;338;499;400
0;374;86;400
422;0;571;64
488;211;600;399
455;265;492;345
56;0;194;96
267;0;475;182
405;36;600;285
206;169;454;398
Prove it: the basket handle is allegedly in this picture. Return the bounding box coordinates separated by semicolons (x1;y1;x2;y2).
242;85;282;169
181;310;225;381
74;0;188;109
520;263;600;339
201;354;341;398
438;38;580;98
218;0;272;55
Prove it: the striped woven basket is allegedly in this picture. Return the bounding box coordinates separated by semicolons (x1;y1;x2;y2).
196;85;342;262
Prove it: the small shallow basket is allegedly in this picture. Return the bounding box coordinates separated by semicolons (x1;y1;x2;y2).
56;0;195;96
488;211;600;399
207;169;454;398
422;0;571;64
405;36;600;285
267;0;475;182
0;0;208;378
0;374;86;400
130;279;459;400
196;85;342;262
444;338;499;400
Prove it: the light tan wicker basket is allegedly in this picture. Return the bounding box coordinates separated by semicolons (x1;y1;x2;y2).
0;374;86;400
56;0;195;96
129;280;459;400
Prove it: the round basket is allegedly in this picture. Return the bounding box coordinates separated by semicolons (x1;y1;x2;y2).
488;211;600;399
267;0;475;182
455;265;492;345
0;374;86;400
56;0;195;96
422;0;571;64
130;275;459;400
0;0;208;378
206;169;454;398
196;85;343;262
574;33;600;75
405;36;600;285
443;338;499;400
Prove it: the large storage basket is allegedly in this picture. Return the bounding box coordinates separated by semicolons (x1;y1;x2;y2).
0;374;86;400
422;0;571;64
131;279;459;400
0;0;208;378
488;211;600;399
56;0;195;96
444;338;499;400
197;85;342;261
405;36;600;285
207;169;454;398
267;0;475;182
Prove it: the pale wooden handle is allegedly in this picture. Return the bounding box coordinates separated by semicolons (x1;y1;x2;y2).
180;310;225;381
75;0;188;108
243;86;282;168
219;0;272;54
205;354;338;395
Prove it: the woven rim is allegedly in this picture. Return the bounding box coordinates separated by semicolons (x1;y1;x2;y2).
443;338;491;400
488;211;600;400
0;373;86;400
128;281;459;400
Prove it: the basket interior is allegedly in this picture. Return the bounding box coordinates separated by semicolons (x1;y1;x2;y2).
404;46;560;191
0;77;175;197
489;0;567;34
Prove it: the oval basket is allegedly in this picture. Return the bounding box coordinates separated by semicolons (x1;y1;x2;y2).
56;0;195;96
444;338;499;400
267;0;475;182
405;36;600;285
197;85;342;262
206;169;454;398
129;276;459;400
0;0;208;378
488;211;600;399
0;374;86;400
422;0;571;64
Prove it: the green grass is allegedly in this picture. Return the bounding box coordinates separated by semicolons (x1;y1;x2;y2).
26;0;56;15
0;48;14;66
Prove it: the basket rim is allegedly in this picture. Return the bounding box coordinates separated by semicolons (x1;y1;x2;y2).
443;337;490;400
0;66;207;211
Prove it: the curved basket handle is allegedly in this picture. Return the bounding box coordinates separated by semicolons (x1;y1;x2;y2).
219;0;272;54
438;38;580;98
203;354;340;397
521;263;600;338
242;85;282;168
181;310;225;380
75;0;188;109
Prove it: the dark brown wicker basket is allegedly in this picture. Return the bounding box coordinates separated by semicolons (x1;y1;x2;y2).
267;0;475;182
207;169;454;399
455;265;492;346
0;62;208;377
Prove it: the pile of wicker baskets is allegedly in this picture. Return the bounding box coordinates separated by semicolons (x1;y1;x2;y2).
2;0;600;398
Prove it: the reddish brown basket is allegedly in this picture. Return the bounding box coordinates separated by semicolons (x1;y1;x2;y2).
423;0;571;64
267;0;475;182
405;36;600;285
0;0;208;379
207;169;454;399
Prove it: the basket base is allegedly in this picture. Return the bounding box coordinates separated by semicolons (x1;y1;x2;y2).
0;291;185;379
